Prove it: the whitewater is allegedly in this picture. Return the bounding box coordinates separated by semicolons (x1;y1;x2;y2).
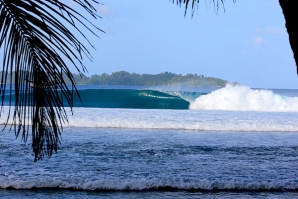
1;84;298;198
189;84;298;112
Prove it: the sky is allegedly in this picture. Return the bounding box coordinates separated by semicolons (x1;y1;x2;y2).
74;0;297;89
20;1;298;88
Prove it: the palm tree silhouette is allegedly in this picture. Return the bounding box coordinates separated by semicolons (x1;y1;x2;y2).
0;0;297;161
0;0;102;161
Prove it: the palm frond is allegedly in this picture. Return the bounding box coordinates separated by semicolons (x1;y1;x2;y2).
0;0;102;161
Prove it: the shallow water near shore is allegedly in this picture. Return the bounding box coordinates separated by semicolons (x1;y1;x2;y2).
1;127;298;197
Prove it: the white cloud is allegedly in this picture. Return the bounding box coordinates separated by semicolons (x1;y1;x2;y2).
255;27;286;35
97;5;114;17
252;37;265;46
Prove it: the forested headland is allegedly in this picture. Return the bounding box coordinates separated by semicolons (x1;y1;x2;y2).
1;71;234;87
66;71;232;87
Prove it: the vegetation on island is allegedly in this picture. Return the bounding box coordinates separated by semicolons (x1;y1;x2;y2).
67;71;230;87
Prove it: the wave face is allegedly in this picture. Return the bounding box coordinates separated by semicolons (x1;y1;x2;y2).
73;89;193;109
190;84;298;112
3;89;197;109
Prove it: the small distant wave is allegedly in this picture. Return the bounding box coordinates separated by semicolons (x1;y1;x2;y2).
1;178;298;191
190;84;298;112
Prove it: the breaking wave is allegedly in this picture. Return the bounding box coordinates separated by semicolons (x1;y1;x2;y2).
190;84;298;112
1;178;298;191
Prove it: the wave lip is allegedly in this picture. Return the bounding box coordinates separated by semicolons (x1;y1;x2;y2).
189;84;298;112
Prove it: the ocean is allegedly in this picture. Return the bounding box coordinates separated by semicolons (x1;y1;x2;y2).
1;84;298;198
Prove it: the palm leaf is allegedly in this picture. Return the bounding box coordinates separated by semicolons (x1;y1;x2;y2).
173;0;236;15
0;0;102;161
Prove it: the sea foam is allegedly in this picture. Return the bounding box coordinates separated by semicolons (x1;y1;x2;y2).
1;178;298;191
1;107;298;132
189;84;298;112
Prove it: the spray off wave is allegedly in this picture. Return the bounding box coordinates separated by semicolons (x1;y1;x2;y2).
189;84;298;112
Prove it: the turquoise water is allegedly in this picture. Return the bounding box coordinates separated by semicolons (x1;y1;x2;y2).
1;85;298;198
72;89;196;109
2;86;206;109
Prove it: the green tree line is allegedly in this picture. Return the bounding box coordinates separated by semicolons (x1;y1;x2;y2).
66;71;231;87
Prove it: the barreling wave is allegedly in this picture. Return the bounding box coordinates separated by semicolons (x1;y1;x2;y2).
74;89;196;109
190;84;298;112
2;89;197;109
1;178;298;191
3;86;298;111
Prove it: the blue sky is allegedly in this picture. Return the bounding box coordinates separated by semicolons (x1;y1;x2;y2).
66;1;297;88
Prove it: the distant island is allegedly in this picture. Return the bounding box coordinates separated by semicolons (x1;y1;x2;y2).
65;71;234;87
